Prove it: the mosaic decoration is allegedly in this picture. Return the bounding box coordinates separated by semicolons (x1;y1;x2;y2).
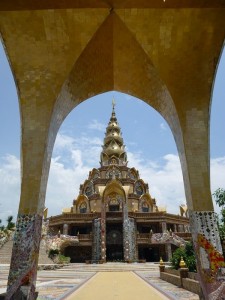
100;208;106;261
123;200;129;261
128;218;137;260
123;201;136;261
6;213;42;300
189;211;225;300
92;218;101;261
45;234;78;252
151;232;186;247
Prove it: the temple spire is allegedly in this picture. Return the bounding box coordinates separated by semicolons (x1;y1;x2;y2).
100;101;127;166
112;97;116;111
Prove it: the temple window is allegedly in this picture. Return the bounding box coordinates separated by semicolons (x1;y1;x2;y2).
106;167;121;179
142;201;149;212
79;202;87;213
108;196;120;211
92;172;99;180
84;184;93;197
129;171;136;180
135;182;144;195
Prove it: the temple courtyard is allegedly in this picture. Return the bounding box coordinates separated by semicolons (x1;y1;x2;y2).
0;263;199;299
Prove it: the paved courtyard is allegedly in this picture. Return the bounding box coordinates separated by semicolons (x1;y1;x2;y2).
0;263;199;300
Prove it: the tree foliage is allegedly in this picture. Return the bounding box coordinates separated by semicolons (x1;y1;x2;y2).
213;188;225;242
0;215;15;231
6;215;15;230
213;188;225;209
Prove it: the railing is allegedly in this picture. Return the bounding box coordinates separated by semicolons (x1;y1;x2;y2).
136;232;188;247
78;234;92;240
137;233;150;239
175;232;192;239
106;212;123;219
49;212;101;224
128;212;189;221
136;233;150;244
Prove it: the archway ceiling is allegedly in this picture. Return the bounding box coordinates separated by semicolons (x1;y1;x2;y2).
0;2;224;212
0;5;225;123
0;0;225;10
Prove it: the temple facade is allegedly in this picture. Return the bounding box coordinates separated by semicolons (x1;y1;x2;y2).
48;103;190;263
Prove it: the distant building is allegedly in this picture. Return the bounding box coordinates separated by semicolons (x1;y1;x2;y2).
48;102;190;262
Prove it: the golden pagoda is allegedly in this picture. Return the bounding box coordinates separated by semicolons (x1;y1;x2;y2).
48;102;190;263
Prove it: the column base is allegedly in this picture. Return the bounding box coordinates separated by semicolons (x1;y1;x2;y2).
190;211;225;300
6;213;42;300
13;286;38;300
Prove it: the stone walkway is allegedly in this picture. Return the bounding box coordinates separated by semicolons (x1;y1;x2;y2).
65;272;168;300
135;271;199;300
0;263;200;299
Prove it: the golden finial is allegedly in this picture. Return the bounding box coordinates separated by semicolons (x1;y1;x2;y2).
159;257;164;266
112;97;116;111
179;256;186;268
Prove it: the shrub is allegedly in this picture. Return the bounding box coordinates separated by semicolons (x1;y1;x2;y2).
48;248;59;258
170;242;197;272
170;247;186;270
58;254;71;264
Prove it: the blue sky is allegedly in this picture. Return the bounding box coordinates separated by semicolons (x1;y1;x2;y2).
0;41;225;224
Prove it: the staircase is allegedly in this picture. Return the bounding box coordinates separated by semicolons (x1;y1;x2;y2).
0;239;54;265
0;240;13;264
64;262;160;272
38;239;54;264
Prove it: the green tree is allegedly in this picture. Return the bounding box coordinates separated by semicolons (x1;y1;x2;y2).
213;188;225;223
213;188;225;208
6;215;15;230
213;188;225;243
0;219;5;231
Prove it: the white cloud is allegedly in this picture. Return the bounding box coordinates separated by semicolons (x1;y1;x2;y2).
210;156;225;214
54;133;75;150
210;157;225;192
0;155;20;225
160;122;167;131
88;119;105;132
127;152;185;213
0;134;224;225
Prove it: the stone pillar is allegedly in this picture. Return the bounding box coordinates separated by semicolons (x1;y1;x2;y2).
100;202;106;262
165;243;172;261
136;242;139;261
63;224;68;235
6;122;56;299
178;224;183;232
92;218;101;261
123;200;130;261
127;218;136;261
161;222;167;233
179;267;189;288
174;224;177;232
6;214;42;300
123;198;136;261
190;211;225;299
